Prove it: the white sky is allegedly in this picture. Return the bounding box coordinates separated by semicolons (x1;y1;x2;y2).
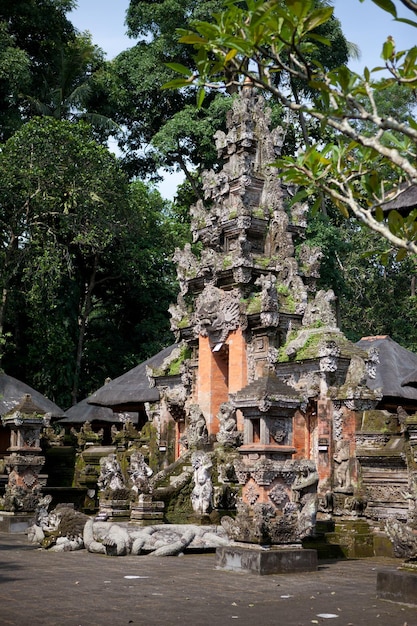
69;0;417;197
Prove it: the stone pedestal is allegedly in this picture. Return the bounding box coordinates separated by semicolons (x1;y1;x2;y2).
98;499;130;521
216;544;317;575
130;494;164;525
0;511;35;533
377;568;417;606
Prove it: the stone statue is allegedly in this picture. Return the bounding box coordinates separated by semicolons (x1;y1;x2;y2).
41;425;64;447
333;440;352;493
28;502;88;551
97;453;125;492
83;520;229;556
191;451;213;516
111;420;141;448
128;451;153;496
194;285;240;346
302;289;338;328
292;462;319;538
384;517;417;562
216;402;241;447
185;404;208;448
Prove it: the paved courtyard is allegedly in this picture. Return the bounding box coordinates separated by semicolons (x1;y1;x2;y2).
0;532;416;626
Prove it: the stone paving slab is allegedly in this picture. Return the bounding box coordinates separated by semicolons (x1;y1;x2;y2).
0;532;416;626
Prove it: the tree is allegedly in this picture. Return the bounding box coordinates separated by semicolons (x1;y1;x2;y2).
104;0;232;187
25;31;115;134
166;0;417;253
0;21;30;140
0;0;77;138
0;117;129;405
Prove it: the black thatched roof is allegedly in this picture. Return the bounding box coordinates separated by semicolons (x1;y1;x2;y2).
58;398;139;424
355;335;417;400
381;184;417;213
0;373;64;418
87;344;178;408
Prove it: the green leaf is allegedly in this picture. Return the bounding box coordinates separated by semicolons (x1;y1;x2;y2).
162;78;191;90
303;7;334;33
382;38;395;61
395;17;417;28
371;0;397;18
396;248;408;261
165;62;193;77
178;34;208;45
387;209;404;234
196;87;205;108
224;48;238;63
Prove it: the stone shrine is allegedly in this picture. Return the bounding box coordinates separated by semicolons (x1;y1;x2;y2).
0;394;49;531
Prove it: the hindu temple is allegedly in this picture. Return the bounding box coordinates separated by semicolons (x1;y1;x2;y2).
1;85;417;580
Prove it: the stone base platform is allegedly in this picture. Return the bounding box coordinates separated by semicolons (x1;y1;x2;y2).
377;567;417;606
0;511;35;533
130;498;164;526
216;544;317;575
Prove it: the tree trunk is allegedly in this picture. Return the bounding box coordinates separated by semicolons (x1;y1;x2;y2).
71;254;99;406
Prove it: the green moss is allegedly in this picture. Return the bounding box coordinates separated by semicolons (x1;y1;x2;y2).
246;293;262;314
167;345;192;375
228;210;237;219
255;256;272;269
222;255;232;269
252;208;265;219
277;284;289;295
176;316;190;329
296;334;323;360
152;344;192;377
277;346;290;362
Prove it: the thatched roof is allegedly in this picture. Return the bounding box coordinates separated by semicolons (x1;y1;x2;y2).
381;184;417;213
58;398;139;424
355;335;417;401
0;373;64;418
87;344;179;408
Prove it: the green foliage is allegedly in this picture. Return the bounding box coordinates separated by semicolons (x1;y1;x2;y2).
0;0;77;139
0;118;184;406
104;0;231;184
169;0;417;253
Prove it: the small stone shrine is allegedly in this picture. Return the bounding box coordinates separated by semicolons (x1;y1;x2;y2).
0;394;49;531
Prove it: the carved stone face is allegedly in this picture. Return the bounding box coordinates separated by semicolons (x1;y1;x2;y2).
195;285;240;345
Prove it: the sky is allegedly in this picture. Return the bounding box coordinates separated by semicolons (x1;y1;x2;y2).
68;0;417;197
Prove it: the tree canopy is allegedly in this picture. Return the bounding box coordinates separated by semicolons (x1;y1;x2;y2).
2;0;417;409
166;0;417;254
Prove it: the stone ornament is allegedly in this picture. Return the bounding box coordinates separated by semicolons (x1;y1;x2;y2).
97;453;125;493
128;451;153;496
184;404;208;448
194;284;240;345
191;451;213;516
216;402;242;447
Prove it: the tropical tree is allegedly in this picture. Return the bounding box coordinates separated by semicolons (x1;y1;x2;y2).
0;0;77;138
103;0;227;187
166;0;417;254
25;31;115;134
0;117;129;405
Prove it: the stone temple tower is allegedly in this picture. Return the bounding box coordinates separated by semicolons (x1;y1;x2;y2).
167;83;318;432
152;83;379;519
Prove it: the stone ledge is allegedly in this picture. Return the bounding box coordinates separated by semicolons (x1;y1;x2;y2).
0;511;35;533
216;544;317;575
377;568;417;606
